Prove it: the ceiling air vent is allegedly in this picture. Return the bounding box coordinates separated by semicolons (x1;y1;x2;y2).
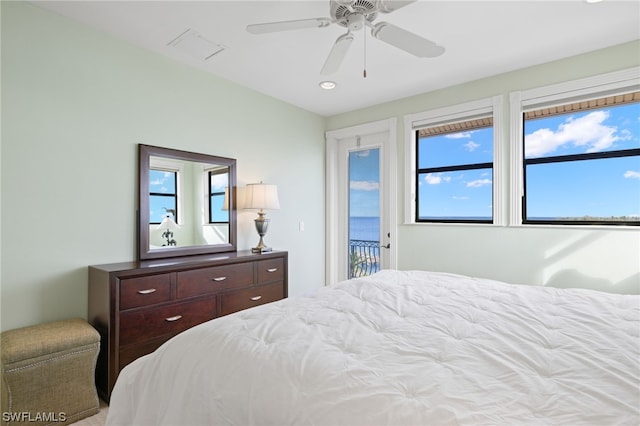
168;29;226;61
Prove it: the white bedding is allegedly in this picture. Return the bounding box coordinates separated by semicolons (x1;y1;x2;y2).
107;270;640;425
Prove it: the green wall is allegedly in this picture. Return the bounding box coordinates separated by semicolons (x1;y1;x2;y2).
1;2;326;331
327;41;640;293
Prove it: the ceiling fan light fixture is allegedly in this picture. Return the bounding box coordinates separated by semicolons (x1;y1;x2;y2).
319;81;337;90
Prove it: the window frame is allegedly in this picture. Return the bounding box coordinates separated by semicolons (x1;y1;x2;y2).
207;168;230;224
510;67;640;227
149;169;177;224
404;96;505;226
149;157;184;225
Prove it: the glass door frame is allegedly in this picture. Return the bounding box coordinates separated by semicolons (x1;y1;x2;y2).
325;118;398;285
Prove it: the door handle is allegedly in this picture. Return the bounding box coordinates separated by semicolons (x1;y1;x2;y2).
381;232;391;249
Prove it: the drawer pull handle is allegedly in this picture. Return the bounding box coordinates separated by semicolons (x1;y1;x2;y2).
137;288;157;295
165;315;183;322
212;276;227;282
250;295;262;301
266;268;278;273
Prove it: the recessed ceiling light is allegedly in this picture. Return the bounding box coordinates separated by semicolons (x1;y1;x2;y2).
319;81;337;90
585;0;603;3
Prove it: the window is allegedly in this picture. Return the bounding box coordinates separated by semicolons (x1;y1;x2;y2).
149;168;177;224
512;68;640;226
416;118;494;223
209;169;229;223
405;96;503;225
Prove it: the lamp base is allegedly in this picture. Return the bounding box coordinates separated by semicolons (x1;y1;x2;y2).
252;216;272;254
251;246;273;253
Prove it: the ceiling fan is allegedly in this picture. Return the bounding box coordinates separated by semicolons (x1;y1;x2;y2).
246;0;445;75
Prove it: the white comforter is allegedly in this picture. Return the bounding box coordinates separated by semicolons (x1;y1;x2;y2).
107;270;640;425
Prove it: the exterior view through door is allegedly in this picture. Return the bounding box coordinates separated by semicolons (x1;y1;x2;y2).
326;118;397;285
349;146;383;278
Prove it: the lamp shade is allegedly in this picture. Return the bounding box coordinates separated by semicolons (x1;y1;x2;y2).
244;183;280;210
222;187;229;211
157;215;180;230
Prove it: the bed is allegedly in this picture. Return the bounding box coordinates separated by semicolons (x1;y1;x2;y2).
106;269;640;425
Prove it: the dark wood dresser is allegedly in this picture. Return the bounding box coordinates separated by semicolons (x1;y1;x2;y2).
88;250;288;401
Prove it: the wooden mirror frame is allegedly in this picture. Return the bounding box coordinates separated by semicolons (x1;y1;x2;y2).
138;144;237;260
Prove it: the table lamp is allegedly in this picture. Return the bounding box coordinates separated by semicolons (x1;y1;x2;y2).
244;183;280;253
157;214;179;246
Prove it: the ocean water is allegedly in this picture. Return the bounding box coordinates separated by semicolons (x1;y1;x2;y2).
349;216;380;241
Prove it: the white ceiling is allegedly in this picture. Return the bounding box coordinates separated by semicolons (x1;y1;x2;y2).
32;0;640;117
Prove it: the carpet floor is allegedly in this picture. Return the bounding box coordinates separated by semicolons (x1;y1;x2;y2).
70;399;108;425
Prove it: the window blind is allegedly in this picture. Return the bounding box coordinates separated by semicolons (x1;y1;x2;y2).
524;91;640;120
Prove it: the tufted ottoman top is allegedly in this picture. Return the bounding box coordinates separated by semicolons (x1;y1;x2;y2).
1;318;100;365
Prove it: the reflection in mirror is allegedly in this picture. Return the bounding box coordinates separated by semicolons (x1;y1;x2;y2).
139;144;237;260
148;157;230;247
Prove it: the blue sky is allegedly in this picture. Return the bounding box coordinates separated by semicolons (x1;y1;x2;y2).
349;148;380;217
417;126;494;219
524;103;639;218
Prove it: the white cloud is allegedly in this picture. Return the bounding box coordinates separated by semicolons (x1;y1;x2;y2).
150;171;173;187
446;131;473;139
525;110;627;157
210;174;227;190
466;179;492;188
350;180;379;191
150;181;171;193
452;196;469;200
464;141;480;151
424;173;451;185
624;170;640;180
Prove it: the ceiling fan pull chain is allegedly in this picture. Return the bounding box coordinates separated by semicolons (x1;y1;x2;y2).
363;27;367;78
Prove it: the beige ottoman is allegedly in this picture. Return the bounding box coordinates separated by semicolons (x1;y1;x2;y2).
1;318;100;425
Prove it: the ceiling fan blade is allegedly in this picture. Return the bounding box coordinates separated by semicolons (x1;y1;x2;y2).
371;22;444;58
378;0;418;13
320;32;354;75
247;18;332;34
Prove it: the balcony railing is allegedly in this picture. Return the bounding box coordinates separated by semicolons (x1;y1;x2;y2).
349;239;381;278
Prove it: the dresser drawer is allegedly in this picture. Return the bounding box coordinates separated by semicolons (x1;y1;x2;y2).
220;282;284;316
176;262;254;298
119;335;175;371
119;274;172;310
119;298;216;346
257;258;285;284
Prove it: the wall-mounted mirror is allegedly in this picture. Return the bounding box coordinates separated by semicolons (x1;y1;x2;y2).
138;144;237;260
